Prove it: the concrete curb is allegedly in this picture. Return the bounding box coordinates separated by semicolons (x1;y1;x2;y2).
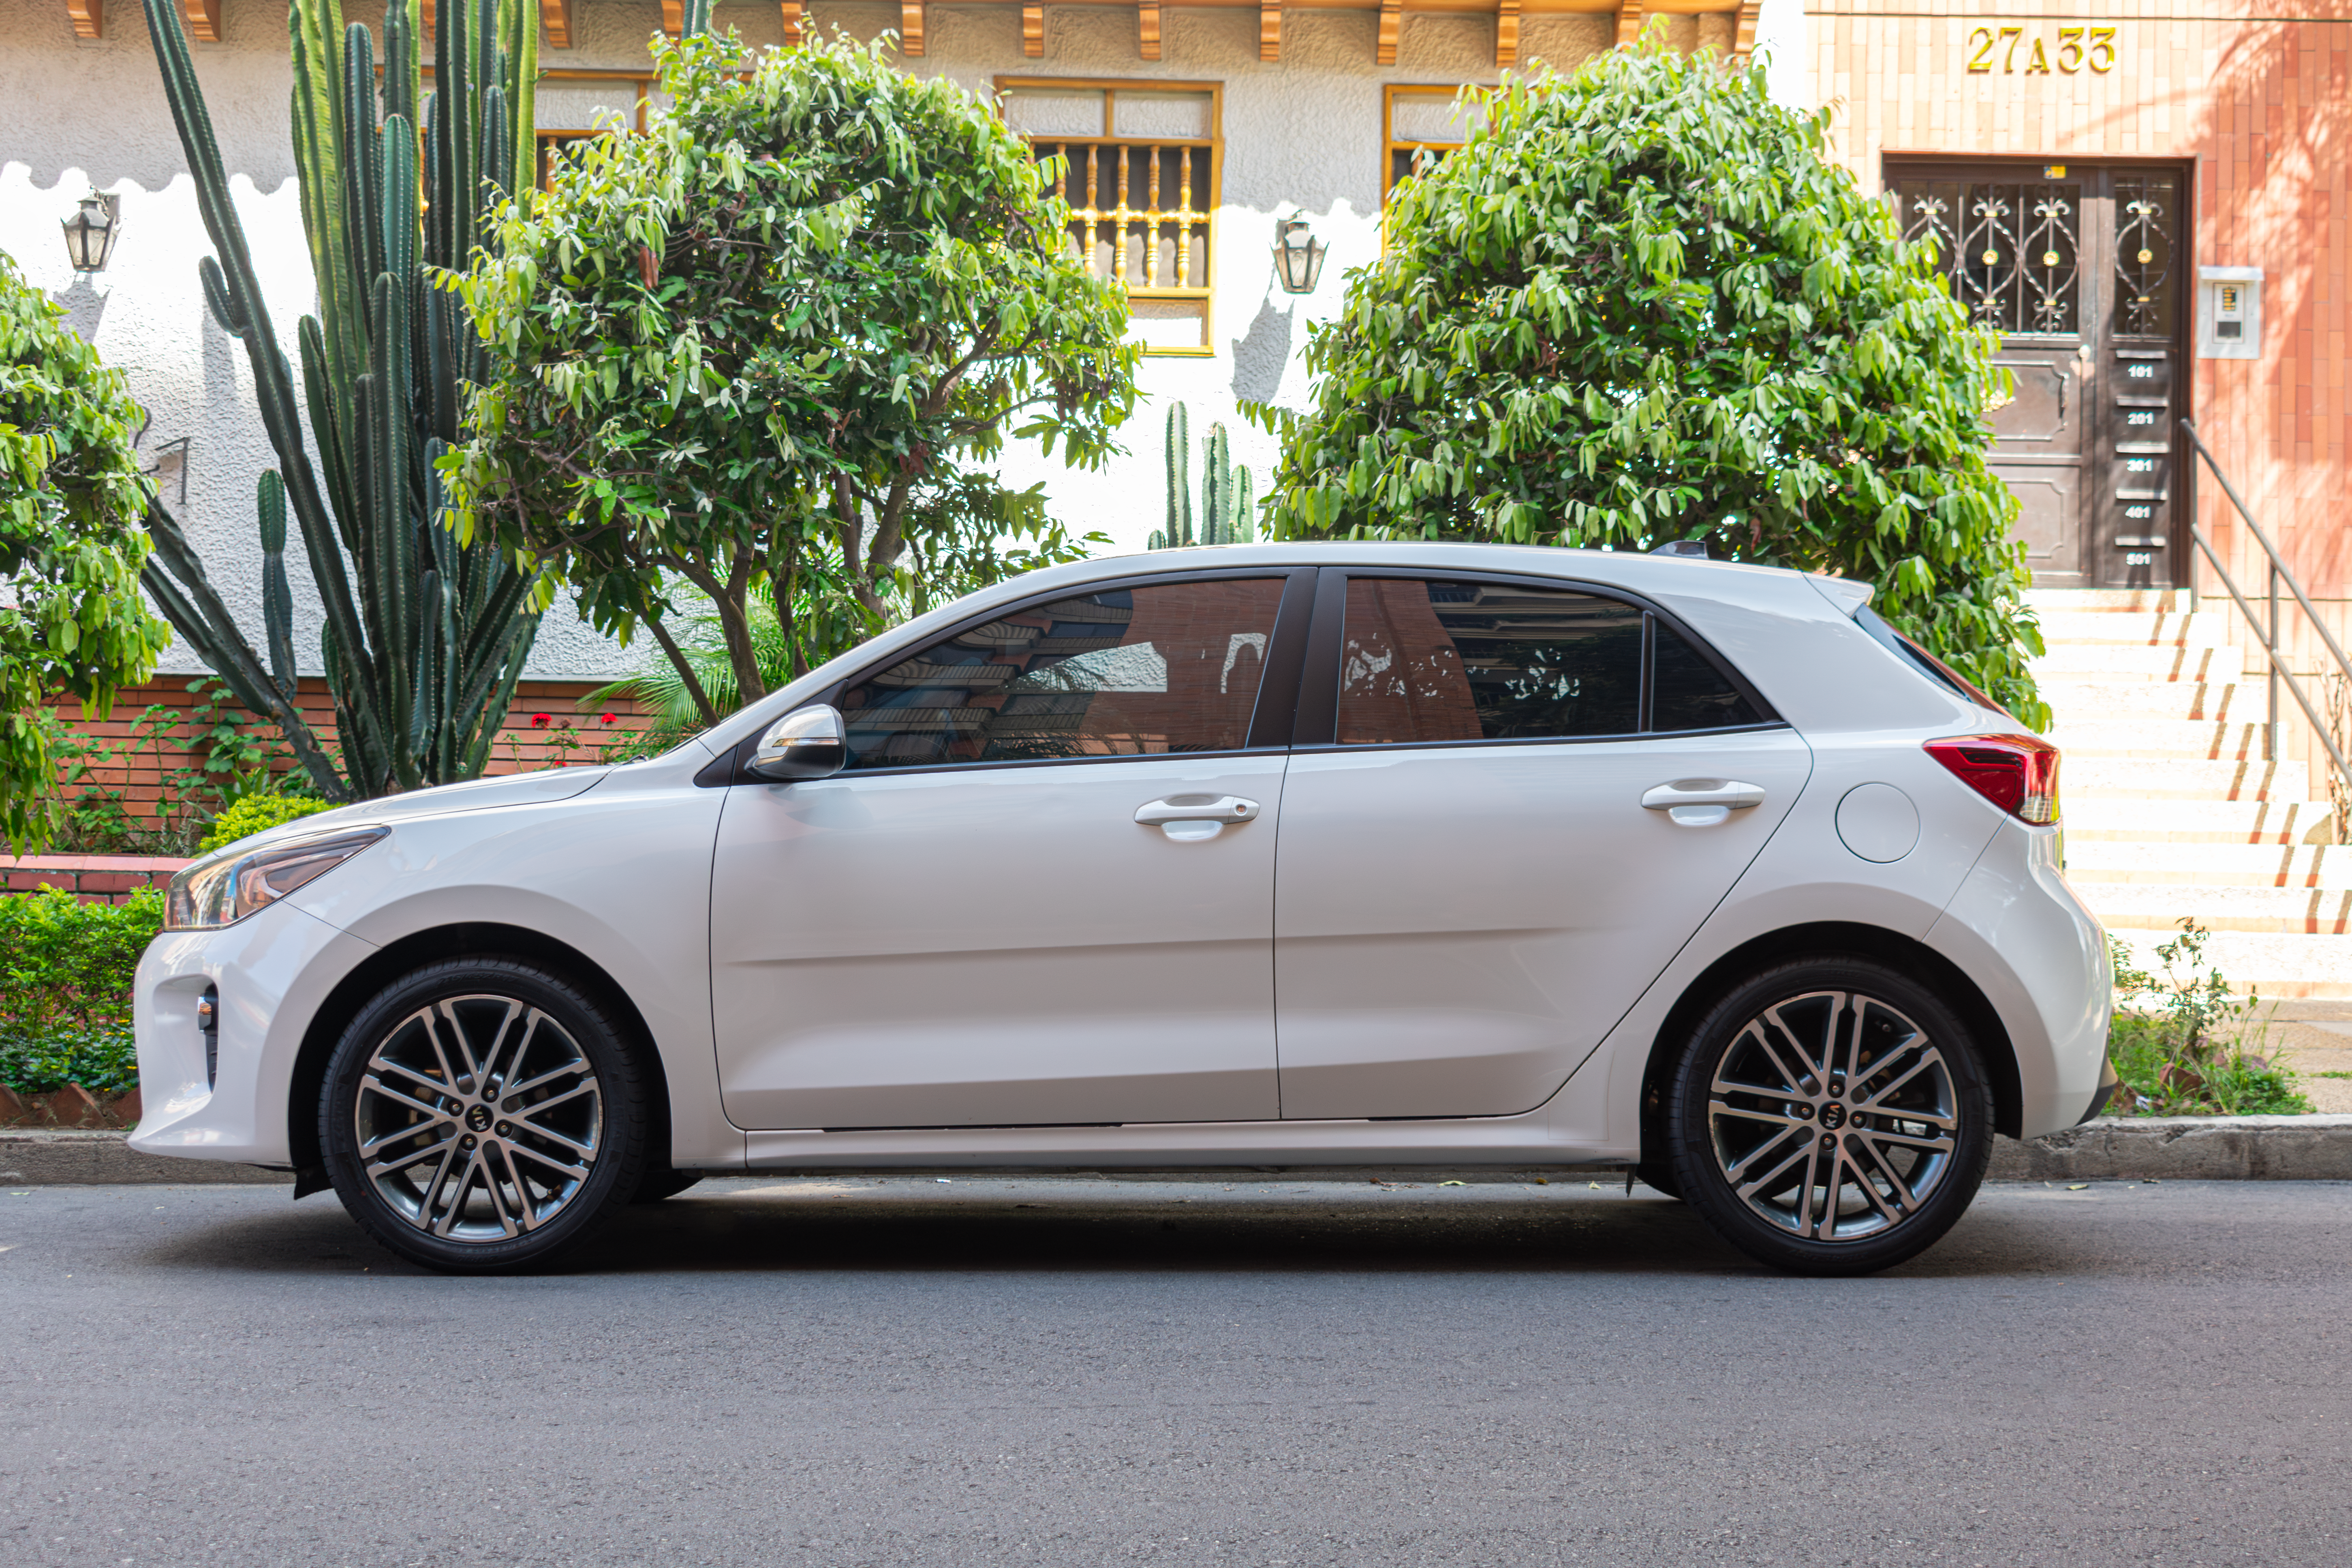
9;1119;2352;1186
0;1131;289;1186
1987;1114;2352;1181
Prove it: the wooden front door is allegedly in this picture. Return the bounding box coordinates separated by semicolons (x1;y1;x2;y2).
1888;163;2188;589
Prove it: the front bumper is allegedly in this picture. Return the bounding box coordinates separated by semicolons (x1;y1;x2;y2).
128;900;378;1166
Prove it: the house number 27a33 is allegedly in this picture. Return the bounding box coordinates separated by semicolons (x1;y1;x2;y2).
1966;25;2118;74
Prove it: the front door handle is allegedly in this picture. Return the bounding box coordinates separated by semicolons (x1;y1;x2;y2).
1136;795;1259;841
1136;795;1260;826
1642;779;1766;827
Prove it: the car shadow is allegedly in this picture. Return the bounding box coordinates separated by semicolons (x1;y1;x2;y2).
125;1179;2094;1282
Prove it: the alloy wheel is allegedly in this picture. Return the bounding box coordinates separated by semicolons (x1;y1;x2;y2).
352;993;605;1243
1704;988;1957;1243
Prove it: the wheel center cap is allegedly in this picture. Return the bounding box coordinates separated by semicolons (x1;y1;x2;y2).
1820;1103;1848;1132
465;1104;494;1133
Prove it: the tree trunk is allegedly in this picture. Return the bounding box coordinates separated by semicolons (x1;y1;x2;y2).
639;610;721;729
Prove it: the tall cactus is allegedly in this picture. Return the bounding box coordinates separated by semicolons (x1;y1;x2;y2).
137;0;541;800
1148;400;1254;550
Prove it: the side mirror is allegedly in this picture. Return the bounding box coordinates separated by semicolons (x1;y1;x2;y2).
746;703;847;782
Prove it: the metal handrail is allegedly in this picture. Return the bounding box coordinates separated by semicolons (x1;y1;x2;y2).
2177;417;2352;793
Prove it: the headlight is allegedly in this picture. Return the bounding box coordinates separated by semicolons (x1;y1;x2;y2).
165;826;389;931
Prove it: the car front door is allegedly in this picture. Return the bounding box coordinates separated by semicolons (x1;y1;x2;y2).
1273;573;1813;1120
709;571;1309;1131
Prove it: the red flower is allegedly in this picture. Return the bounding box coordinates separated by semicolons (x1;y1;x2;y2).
530;713;551;728
599;712;616;725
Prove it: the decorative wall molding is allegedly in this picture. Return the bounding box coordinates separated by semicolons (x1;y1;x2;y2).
1377;0;1399;66
1022;2;1043;56
1260;0;1281;62
780;0;804;46
1495;0;1519;69
539;0;571;49
1615;0;1645;46
900;0;924;55
1732;0;1760;62
1138;0;1160;60
182;0;219;43
65;0;100;39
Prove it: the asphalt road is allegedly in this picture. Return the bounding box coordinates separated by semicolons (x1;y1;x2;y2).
4;1175;2349;1568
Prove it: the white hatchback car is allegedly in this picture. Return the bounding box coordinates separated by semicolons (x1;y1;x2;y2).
132;543;2112;1275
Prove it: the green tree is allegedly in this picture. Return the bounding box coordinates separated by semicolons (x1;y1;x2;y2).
1248;38;2046;725
444;31;1138;724
590;473;1099;741
0;248;174;851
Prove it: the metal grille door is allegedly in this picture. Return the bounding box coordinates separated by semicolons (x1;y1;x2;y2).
1889;164;2187;588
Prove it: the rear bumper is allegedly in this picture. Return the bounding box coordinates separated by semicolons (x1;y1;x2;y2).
2076;1054;2123;1125
1924;819;2113;1141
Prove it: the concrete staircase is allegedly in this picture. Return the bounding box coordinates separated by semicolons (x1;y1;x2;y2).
2030;588;2350;998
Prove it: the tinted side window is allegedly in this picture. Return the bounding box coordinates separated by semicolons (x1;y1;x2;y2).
839;578;1285;770
1652;622;1762;731
1336;579;1644;744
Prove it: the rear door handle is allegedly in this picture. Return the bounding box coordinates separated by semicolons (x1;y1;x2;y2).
1642;779;1766;827
1136;795;1260;826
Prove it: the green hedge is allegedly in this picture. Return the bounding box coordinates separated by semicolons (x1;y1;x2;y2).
0;888;162;1095
197;793;334;855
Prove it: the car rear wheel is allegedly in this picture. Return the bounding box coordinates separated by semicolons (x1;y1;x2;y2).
319;957;651;1273
1665;956;1994;1277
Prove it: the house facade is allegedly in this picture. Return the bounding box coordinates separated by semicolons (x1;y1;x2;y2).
3;0;2347;765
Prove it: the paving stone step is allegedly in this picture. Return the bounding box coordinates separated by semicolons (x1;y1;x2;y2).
2106;928;2352;997
2034;644;2252;681
2065;756;2317;803
2077;881;2352;936
2036;678;2254;722
2033;610;2232;648
2026;589;2188;613
2062;797;2339;844
2064;839;2352;888
2046;718;2297;762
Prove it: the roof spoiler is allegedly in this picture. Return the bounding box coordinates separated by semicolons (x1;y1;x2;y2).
1807;575;1877;616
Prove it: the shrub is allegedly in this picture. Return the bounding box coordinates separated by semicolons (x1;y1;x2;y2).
195;792;335;856
1248;37;2046;728
0;887;161;1095
2108;923;2311;1116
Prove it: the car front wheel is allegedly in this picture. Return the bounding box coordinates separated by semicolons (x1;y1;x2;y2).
319;957;651;1273
1665;957;1994;1277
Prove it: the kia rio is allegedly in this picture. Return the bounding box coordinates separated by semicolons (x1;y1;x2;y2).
130;544;2113;1276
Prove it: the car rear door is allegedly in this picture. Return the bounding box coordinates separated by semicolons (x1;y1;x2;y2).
1272;572;1813;1120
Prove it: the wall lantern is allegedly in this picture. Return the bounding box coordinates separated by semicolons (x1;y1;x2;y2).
62;191;123;274
1272;213;1326;295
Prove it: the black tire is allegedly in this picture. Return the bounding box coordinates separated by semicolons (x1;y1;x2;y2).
632;1167;705;1204
319;956;652;1274
1665;956;1994;1277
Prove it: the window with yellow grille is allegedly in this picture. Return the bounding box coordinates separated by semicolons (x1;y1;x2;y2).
998;79;1222;356
1383;84;1488;208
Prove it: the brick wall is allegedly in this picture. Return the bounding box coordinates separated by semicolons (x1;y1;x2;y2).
46;676;667;819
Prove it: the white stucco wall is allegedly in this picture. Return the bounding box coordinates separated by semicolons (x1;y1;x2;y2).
2;0;1682;674
2;0;653;678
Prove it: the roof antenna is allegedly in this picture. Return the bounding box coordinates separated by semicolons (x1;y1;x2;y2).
1651;539;1709;558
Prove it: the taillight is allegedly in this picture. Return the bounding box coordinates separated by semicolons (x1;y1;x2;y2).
1924;733;2060;825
